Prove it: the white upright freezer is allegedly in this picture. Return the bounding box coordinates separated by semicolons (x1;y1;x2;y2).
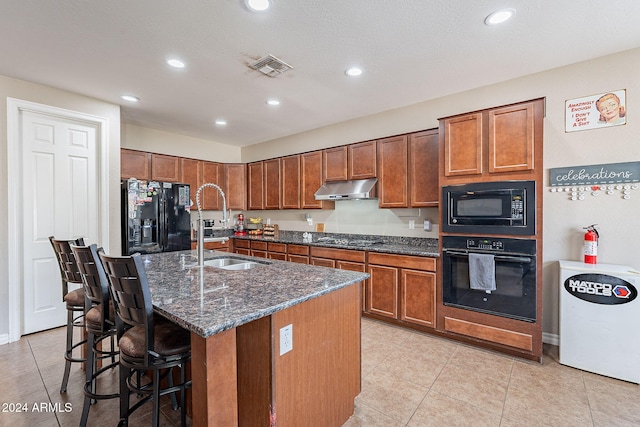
559;260;640;383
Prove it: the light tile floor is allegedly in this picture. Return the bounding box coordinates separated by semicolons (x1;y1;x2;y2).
1;318;639;426
346;318;640;427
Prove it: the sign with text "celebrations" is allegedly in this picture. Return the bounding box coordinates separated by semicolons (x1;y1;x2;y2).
549;161;640;187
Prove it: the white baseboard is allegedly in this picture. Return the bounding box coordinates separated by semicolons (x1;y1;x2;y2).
543;332;559;346
0;333;9;345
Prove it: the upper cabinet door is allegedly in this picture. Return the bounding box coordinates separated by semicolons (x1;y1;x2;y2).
247;161;264;210
151;153;181;182
443;112;483;177
224;163;247;211
377;135;408;208
349;140;377;180
121;149;151;180
180;158;202;208
280;155;301;209
323;146;348;182
202;161;223;211
488;102;535;173
409;130;439;207
264;158;281;210
301;151;327;209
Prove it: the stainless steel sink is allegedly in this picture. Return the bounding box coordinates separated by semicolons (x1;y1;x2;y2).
203;257;267;270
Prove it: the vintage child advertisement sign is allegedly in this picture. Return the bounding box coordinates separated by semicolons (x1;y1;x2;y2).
565;89;626;132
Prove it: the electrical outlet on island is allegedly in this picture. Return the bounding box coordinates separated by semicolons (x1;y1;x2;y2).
280;324;293;356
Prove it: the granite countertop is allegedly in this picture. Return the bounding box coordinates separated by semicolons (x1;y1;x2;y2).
142;250;369;338
215;230;440;257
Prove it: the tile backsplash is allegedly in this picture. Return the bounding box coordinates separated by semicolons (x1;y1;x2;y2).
195;199;438;238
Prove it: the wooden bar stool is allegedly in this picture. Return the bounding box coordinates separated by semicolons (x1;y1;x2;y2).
71;243;120;426
49;236;87;393
100;252;191;427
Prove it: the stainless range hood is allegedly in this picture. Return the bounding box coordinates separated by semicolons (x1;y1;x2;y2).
314;178;378;200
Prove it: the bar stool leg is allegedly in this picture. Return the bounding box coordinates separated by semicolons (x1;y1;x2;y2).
60;309;75;393
79;332;96;427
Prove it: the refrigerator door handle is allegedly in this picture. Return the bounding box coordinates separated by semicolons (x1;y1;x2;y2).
158;190;165;250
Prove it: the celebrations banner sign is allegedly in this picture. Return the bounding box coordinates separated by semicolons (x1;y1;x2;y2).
549;161;640;187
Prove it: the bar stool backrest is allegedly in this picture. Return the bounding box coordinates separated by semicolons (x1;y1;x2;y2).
71;244;114;331
99;252;154;366
49;236;85;300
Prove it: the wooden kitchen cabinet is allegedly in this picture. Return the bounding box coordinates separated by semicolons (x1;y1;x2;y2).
409;129;439;207
224;163;247;210
267;242;288;261
202;161;224;211
233;239;251;255
301;151;333;210
367;264;399;318
400;269;436;328
367;253;436;328
441;99;543;178
348;140;377;180
250;240;268;258
280;155;301;209
377;135;409;208
180;158;202;207
323;146;348;182
323;141;376;182
248;161;264;210
442;112;483;177
310;247;367;311
151;153;181;182
264;158;281;210
488;102;536;174
287;244;310;264
192;239;230;252
121;149;151;180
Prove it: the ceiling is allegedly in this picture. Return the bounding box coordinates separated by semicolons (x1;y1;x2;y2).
1;1;640;148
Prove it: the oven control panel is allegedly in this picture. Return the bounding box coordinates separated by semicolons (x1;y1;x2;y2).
466;238;504;251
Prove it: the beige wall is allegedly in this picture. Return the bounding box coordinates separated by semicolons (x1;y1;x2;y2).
0;75;121;338
241;47;640;338
123;123;241;163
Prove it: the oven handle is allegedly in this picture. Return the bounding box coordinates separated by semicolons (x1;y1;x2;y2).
444;250;532;264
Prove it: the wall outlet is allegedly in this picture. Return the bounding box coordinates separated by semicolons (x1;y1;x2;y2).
280;324;293;355
409;220;415;229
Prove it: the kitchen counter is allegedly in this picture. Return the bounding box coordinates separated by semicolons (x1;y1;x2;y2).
143;249;369;337
141;249;368;426
205;229;440;257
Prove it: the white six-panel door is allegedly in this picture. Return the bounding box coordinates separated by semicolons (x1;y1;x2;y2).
21;111;99;334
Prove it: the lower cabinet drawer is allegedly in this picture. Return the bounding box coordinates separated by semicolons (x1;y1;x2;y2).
444;317;533;351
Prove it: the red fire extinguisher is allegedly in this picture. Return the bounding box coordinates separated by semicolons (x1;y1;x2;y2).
583;224;599;264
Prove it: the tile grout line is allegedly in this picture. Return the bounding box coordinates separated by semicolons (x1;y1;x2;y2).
404;342;459;426
26;336;63;427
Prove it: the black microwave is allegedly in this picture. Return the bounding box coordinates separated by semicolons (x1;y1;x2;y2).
442;180;535;235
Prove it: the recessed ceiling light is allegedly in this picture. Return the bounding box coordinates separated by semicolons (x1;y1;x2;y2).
167;58;185;68
484;8;516;25
245;0;270;12
121;95;139;102
345;67;363;77
266;99;280;106
214;119;227;126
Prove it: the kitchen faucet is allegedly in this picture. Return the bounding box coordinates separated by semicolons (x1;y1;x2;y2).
195;183;229;267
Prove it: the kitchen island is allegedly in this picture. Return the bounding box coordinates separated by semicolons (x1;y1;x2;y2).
141;249;369;426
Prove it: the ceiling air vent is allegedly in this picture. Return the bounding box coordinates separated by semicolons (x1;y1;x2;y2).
249;54;293;77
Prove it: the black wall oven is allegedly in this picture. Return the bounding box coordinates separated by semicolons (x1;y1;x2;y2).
442;236;537;322
442;180;536;236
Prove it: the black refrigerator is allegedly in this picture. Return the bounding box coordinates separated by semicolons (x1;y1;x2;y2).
121;178;192;255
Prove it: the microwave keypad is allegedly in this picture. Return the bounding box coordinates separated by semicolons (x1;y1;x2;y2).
511;199;524;219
